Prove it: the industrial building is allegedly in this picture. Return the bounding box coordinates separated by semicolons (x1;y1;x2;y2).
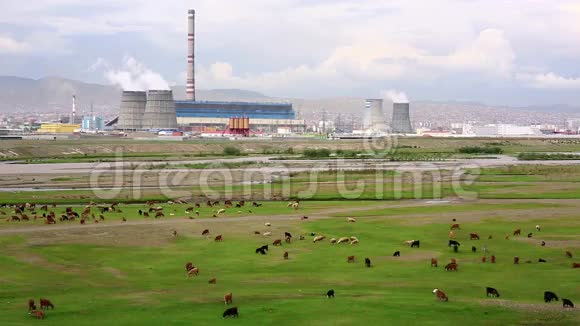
112;9;305;134
37;123;80;133
364;99;387;133
391;102;414;134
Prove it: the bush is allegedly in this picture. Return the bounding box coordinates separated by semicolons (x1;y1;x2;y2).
517;152;580;161
303;148;332;158
457;146;503;154
223;146;242;156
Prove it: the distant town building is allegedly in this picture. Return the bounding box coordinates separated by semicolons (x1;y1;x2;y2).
82;116;104;131
466;124;542;136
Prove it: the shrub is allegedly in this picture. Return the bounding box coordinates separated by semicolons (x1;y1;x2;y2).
223;146;242;156
457;146;503;154
303;148;332;158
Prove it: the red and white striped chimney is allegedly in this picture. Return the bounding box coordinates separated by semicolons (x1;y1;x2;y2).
186;9;195;101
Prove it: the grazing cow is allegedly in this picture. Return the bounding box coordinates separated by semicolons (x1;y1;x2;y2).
514;256;520;264
39;298;54;310
472;246;477;253
155;211;164;218
185;262;194;272
433;289;448;302
29;310;45;320
527;233;533;238
573;263;580;268
450;224;460;230
448;240;461;247
255;248;267;255
214;235;223;241
138;209;143;215
538;258;547;263
470;233;480;240
536;225;541;231
544;291;559;303
347;217;356;223
541;241;546;247
209;277;217;284
224;293;233;305
313;235;326;243
330;238;337;244
444;263;458;271
327;289;335;298
431;258;438;267
563;298;574;308
252;202;262;207
350;239;359;245
28;299;36;311
481;256;487;263
217;209;226;215
347;256;356;263
222;307;239;318
338;237;350;244
291;202;299;210
254;231;261;235
565;251;573;258
285;232;292;239
491;255;496;263
448;231;455;239
488;235;493;240
172;230;178;237
263;232;272;236
80;219;85;225
486;287;500;298
393;251;401;257
285;236;292;244
143;212;149;217
513;229;521;236
411;240;420;248
365;257;371;268
273;239;282;246
265;222;271;227
301;216;309;220
188;267;199;277
283;251;289;260
202;229;210;236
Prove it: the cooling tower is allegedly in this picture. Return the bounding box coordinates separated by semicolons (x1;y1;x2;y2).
391;103;414;134
364;99;387;132
118;91;147;130
143;90;178;129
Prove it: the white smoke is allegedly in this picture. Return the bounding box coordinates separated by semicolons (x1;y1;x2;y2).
105;56;169;91
382;89;409;103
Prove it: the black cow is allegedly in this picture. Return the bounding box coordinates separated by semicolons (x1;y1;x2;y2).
285;232;292;239
486;287;500;298
562;298;574;308
448;240;461;247
527;233;533;238
365;258;371;268
260;245;269;252
453;245;459;253
393;251;401;257
544;291;559;303
471;246;477;253
327;289;335;298
223;307;239;318
255;248;266;255
541;241;546;247
411;240;420;248
138;210;142;215
539;258;547;263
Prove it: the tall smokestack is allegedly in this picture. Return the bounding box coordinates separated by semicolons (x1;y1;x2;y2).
186;9;195;101
71;95;76;124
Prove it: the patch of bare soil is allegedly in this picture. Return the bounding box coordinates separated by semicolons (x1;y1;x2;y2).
9;251;81;274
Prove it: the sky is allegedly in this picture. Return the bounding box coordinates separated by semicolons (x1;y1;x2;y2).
1;0;580;106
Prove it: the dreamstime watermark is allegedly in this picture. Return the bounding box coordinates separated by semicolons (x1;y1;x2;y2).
87;141;481;202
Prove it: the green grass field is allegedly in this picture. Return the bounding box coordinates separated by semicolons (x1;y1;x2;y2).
0;200;579;325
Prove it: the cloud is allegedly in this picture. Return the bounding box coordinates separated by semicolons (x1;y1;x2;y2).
105;56;169;91
87;57;110;72
0;34;30;54
517;72;580;89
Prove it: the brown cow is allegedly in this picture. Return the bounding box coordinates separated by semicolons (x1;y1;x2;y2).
513;256;520;264
491;255;496;263
188;267;199;277
40;298;54;310
433;289;448;302
202;229;210;236
445;263;458;271
283;251;289;260
450;258;457;264
185;262;194;272
143;212;149;217
209;277;217;284
155;211;164;218
214;235;223;241
29;310;45;320
273;239;282;246
347;256;355;263
481;256;486;263
566;251;573;258
285;236;292;244
224;293;233;305
513;229;521;236
431;258;438;267
46;216;56;224
573;263;580;268
470;233;480;240
28;299;36;311
450;224;460;230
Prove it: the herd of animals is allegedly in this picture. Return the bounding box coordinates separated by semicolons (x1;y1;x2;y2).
1;200;578;320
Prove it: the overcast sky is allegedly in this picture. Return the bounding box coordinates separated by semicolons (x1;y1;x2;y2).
1;0;580;105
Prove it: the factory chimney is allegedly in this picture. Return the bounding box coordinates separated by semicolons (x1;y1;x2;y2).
186;9;196;101
70;95;77;124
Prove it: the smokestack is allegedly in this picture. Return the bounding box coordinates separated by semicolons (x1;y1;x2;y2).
186;9;195;101
71;95;76;124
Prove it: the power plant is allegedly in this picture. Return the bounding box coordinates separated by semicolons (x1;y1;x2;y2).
364;99;387;133
391;102;414;134
113;9;305;134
